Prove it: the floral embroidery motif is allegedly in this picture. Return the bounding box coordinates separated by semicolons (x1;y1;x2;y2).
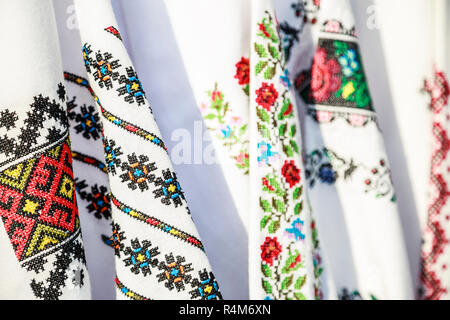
83;44;121;90
117;67;146;106
112;230;222;299
261;237;282;266
157;253;193;292
295;39;373;111
119;153;157;192
261;240;307;300
74;179;111;220
234;57;250;95
153;169;185;207
363;159;396;202
281;160;301;188
123;238;160;276
189;269;222;300
255;10;310;300
305;148;395;201
67;101;101;140
256;82;279;111
201;83;249;174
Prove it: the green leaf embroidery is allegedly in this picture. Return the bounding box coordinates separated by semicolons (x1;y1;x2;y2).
260;215;271;229
290;140;299;153
294;292;307;300
268;220;280;234
281;275;293;290
264;66;276;80
257;108;270;123
294;202;303;215
268;44;279;59
283;144;294;157
203;113;216;120
261;263;272;278
254;43;267;58
273;198;285;213
290;125;296;137
278;124;287;137
260;199;272;212
255;60;268;75
294;276;306;290
293;186;302;200
262;279;272;294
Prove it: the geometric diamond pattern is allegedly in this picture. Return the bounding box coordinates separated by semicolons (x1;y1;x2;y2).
0;137;80;261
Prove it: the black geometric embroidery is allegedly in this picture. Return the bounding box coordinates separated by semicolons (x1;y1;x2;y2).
29;236;87;300
119;153;156;192
114;232;222;299
68;101;101;140
123;238;160;276
0;90;68;166
117;67;146;105
57;82;66;102
23;255;47;273
83;44;121;90
103;138;123;175
190;269;222;300
0;110;18;130
157;253;193;292
102;222;125;256
75;178;111;220
153;169;185;207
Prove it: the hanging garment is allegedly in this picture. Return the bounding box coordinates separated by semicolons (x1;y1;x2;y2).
0;0;91;299
416;0;450;301
166;0;328;300
355;0;450;299
0;0;221;300
275;0;414;299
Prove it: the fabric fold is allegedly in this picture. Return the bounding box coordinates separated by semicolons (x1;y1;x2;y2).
0;0;91;300
74;0;221;300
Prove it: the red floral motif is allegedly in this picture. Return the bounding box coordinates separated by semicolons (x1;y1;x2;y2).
288;254;302;269
255;82;279;111
310;47;341;102
211;90;222;102
262;177;275;192
283;103;293;117
234;57;250;85
261;237;282;266
424;70;450;113
281;160;301;188
259;23;271;38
